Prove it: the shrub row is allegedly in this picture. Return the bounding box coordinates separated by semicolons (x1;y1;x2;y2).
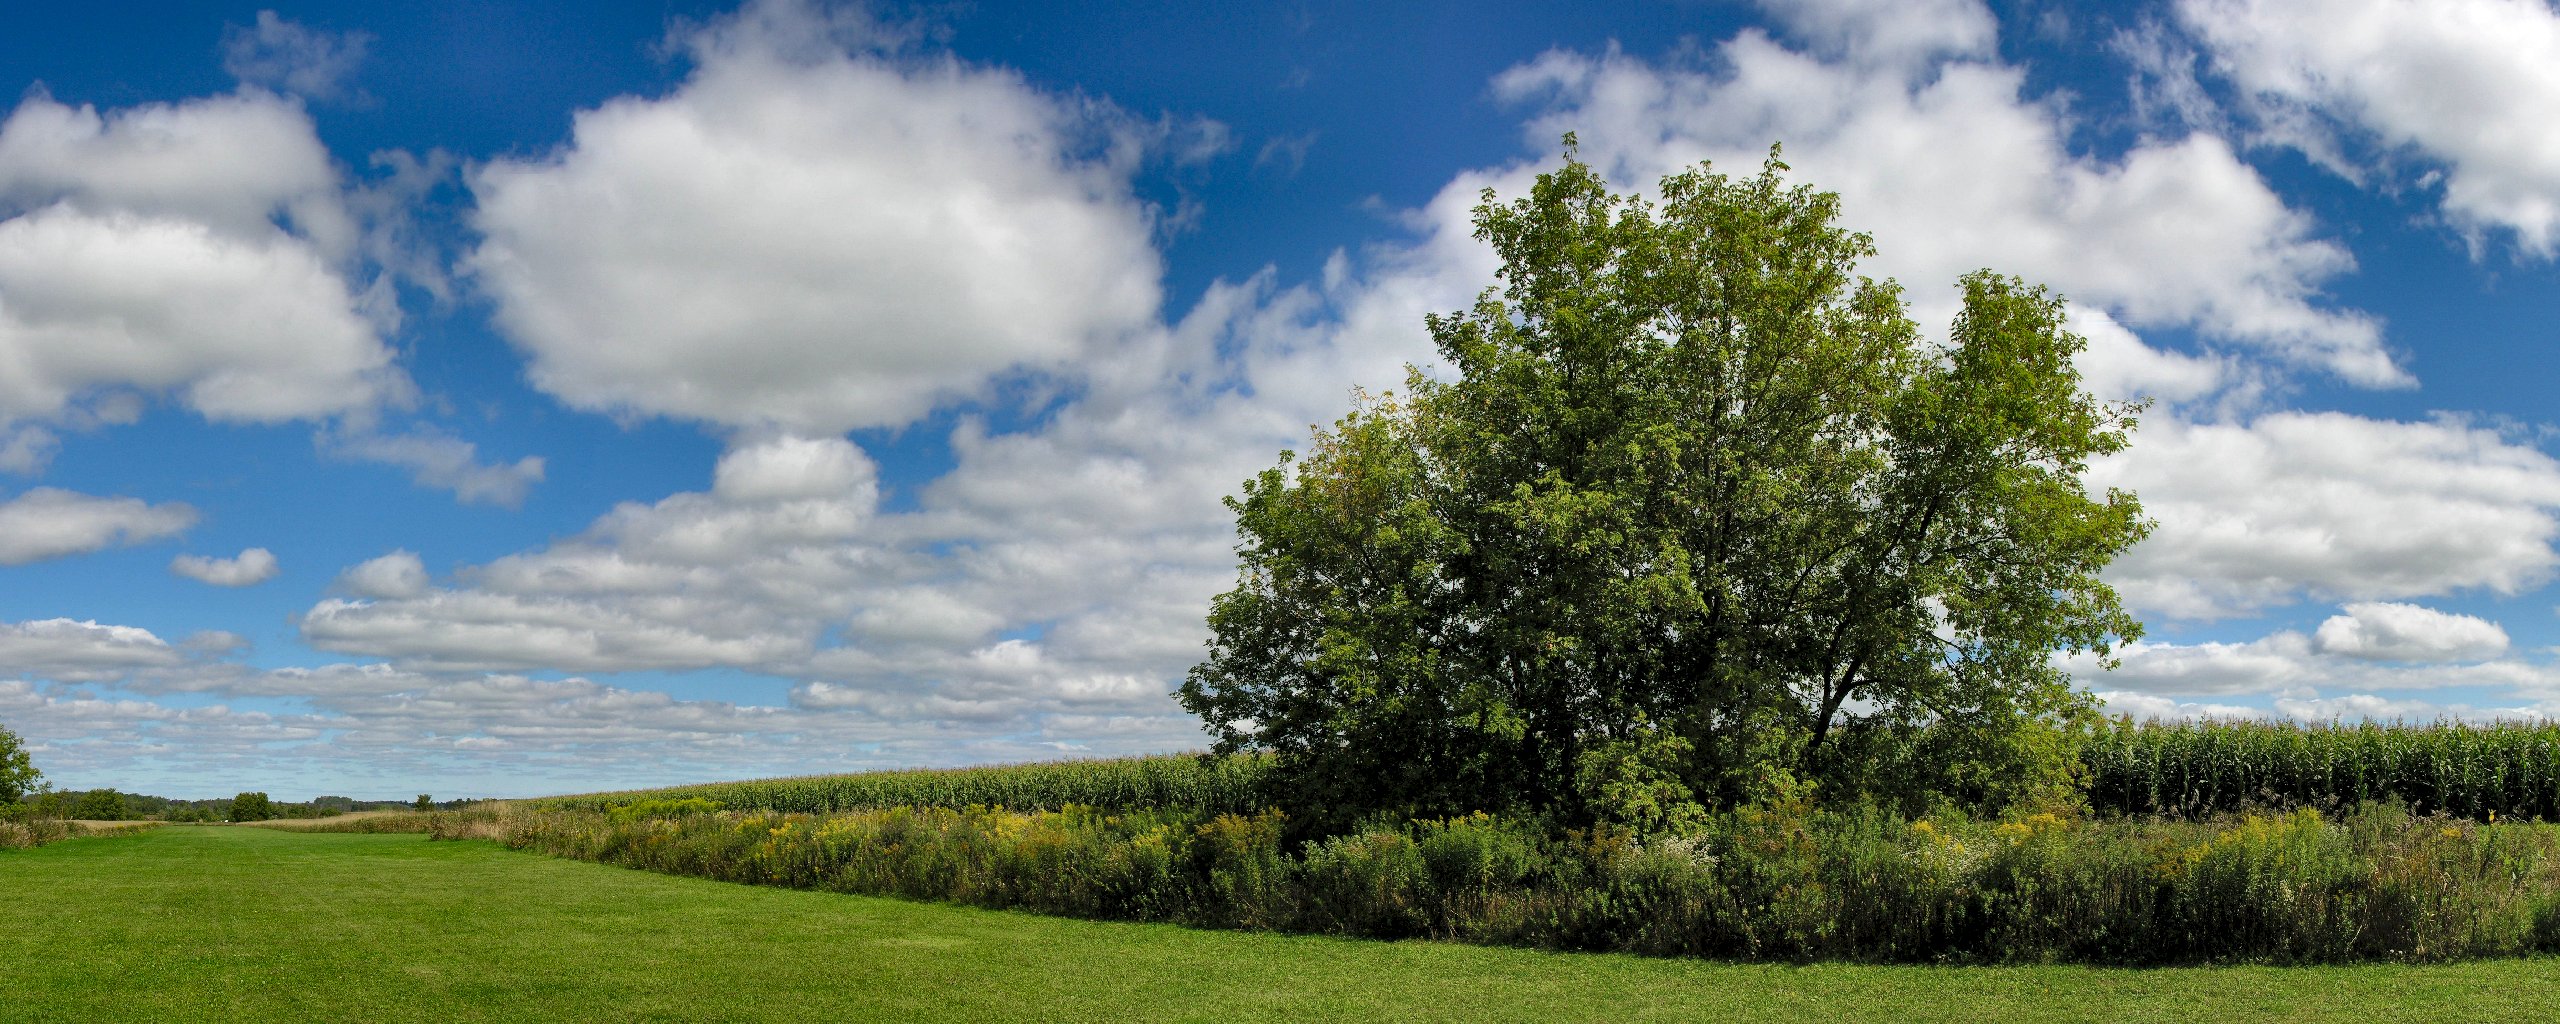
532;720;2560;824
443;800;2560;964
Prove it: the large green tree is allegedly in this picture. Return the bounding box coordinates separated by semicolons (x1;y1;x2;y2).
228;791;275;823
1180;148;2149;830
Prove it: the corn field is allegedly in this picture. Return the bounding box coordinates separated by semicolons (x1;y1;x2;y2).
540;721;2560;822
2082;720;2560;820
537;753;1272;816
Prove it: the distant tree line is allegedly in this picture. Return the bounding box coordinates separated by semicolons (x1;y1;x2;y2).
6;715;471;825
11;788;437;823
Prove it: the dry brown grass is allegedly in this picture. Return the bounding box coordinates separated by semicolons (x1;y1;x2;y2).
1;818;161;849
241;810;409;831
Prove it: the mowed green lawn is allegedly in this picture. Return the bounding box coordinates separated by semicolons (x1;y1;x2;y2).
4;828;2556;1023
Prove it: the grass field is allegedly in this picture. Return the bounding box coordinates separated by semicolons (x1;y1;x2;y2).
4;828;2559;1021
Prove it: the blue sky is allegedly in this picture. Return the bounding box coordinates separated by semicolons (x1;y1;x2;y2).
6;0;2560;800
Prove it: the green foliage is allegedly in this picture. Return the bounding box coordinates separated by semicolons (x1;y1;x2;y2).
2083;719;2560;820
464;798;2560;964
159;803;222;823
415;794;434;811
28;788;72;819
70;789;130;821
0;722;39;805
1570;722;1705;837
228;792;275;823
1182;145;2147;830
605;797;723;822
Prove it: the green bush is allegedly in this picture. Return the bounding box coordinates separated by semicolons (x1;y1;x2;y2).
605;797;723;822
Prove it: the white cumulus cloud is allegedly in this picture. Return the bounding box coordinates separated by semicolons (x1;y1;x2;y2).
0;618;184;681
2097;413;2560;619
0;88;349;247
337;550;429;600
1488;7;2398;386
302;434;881;673
0;204;392;426
0;487;194;565
170;547;280;587
2180;0;2560;256
712;433;878;502
0;87;401;446
2070;614;2557;700
0;85;540;501
465;0;1164;434
2313;601;2510;662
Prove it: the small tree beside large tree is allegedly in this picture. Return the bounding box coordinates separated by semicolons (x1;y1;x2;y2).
1180;145;2149;833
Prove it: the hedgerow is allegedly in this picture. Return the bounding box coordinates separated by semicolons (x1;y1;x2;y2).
439;799;2560;964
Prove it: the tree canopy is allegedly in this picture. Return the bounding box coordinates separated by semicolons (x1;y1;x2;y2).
1180;146;2149;832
